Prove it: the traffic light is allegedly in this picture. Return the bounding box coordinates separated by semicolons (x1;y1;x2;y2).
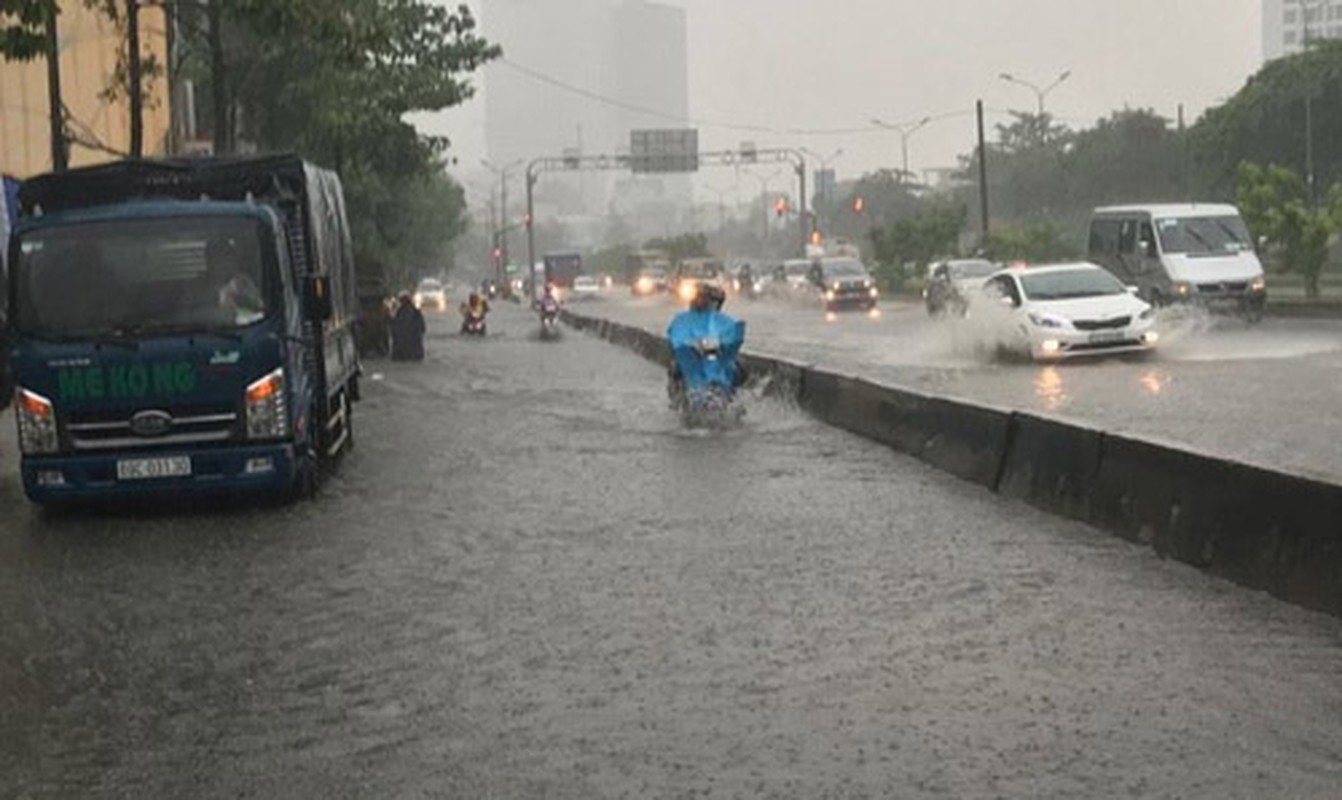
853;195;866;215
775;196;788;217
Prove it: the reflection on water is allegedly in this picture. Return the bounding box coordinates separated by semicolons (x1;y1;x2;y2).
1139;369;1169;396
1033;366;1068;411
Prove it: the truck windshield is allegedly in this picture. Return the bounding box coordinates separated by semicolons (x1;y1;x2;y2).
1156;216;1253;255
14;216;272;338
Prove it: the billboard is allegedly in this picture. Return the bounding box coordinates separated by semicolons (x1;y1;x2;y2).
630;129;699;174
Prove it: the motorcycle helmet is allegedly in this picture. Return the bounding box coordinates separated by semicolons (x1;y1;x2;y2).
697;283;726;310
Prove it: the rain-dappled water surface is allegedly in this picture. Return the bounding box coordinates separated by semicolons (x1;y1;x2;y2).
594;294;1342;481
2;305;1341;799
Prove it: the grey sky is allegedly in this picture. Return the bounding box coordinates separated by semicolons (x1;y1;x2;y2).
427;0;1261;189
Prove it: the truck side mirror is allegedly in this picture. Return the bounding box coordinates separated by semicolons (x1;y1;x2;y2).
310;276;334;321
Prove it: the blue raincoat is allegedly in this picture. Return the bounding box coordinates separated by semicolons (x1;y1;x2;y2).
667;308;745;393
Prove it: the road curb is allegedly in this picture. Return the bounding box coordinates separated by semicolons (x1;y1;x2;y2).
563;309;1342;618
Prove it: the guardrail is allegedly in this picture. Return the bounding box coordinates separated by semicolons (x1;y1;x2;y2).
563;309;1342;618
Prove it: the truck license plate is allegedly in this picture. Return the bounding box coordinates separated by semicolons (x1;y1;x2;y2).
116;456;192;481
1089;331;1125;344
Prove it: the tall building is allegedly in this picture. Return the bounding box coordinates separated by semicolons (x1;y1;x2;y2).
482;0;689;220
0;3;170;177
1263;0;1342;61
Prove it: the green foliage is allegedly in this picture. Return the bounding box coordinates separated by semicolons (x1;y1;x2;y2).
1236;161;1340;298
174;1;497;277
956;109;1185;245
0;0;50;62
1192;40;1342;196
982;221;1079;264
644;233;710;265
868;202;967;290
587;243;635;278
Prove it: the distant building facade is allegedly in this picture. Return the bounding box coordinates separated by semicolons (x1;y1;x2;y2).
1263;0;1342;61
0;3;170;177
482;0;689;219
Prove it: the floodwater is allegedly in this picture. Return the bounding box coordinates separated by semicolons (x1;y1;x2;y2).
595;293;1342;482
2;305;1340;798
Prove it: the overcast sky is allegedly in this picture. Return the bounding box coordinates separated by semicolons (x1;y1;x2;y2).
427;0;1262;192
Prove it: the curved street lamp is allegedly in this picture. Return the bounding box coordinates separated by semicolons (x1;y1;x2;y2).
998;70;1072;116
870;117;932;183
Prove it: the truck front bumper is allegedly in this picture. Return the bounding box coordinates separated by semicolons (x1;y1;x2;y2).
21;443;298;504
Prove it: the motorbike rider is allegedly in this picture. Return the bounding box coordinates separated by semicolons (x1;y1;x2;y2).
666;283;744;403
460;291;490;333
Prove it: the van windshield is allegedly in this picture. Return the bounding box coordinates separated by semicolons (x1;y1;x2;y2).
1156;215;1253;255
15;215;273;339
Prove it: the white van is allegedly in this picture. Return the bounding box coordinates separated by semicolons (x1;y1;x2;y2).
1087;204;1266;319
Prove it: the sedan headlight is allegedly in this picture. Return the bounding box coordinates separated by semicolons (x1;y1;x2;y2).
1250;274;1266;292
1028;312;1068;329
1173;281;1193;297
16;387;59;455
245;368;288;440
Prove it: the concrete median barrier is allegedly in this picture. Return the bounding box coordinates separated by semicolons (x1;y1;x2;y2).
565;308;1342;617
798;369;1012;490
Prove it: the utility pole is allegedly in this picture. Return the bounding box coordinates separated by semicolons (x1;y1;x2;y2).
45;2;67;172
208;0;228;154
977;100;990;242
128;0;143;157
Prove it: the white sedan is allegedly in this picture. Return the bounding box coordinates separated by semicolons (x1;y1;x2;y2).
981;262;1159;360
571;275;602;300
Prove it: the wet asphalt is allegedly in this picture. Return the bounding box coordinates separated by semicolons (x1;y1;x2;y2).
1;304;1341;799
592;293;1342;482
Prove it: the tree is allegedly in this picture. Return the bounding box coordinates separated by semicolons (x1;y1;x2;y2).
868;202;967;290
1236;161;1340;298
1192;40;1342;198
981;221;1079;264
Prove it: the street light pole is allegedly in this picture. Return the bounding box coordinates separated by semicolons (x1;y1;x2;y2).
871;117;931;183
482;158;525;285
998;69;1072;116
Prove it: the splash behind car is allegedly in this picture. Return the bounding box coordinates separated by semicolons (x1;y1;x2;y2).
982;262;1159;360
925;259;998;316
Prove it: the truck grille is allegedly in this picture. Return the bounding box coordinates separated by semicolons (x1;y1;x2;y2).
1073;316;1131;331
65;405;240;451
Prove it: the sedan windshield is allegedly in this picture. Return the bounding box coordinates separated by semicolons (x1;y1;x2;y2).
1020;269;1125;301
1156;215;1252;255
16;215;271;338
822;259;868;278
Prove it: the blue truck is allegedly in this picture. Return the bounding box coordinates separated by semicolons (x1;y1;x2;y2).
6;155;360;504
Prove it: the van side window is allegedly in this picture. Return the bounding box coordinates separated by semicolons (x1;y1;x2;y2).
1139;222;1156;255
1117;220;1137;255
1089;219;1120;256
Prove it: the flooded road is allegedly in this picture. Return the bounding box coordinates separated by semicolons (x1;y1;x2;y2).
591;294;1342;482
3;305;1341;798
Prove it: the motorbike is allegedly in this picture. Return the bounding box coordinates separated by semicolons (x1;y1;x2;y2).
667;309;746;428
461;306;488;337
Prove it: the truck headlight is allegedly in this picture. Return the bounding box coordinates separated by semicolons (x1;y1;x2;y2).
245;368;288;440
16;387;59;455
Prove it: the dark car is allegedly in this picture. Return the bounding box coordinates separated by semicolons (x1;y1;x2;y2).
924;259;998;316
808;257;879;312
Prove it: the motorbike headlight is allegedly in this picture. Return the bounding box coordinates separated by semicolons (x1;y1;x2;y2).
245;368;288;440
824;290;836;301
869;287;880;298
832;282;842;292
16;387;59;455
1028;312;1067;329
1250;274;1266;292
